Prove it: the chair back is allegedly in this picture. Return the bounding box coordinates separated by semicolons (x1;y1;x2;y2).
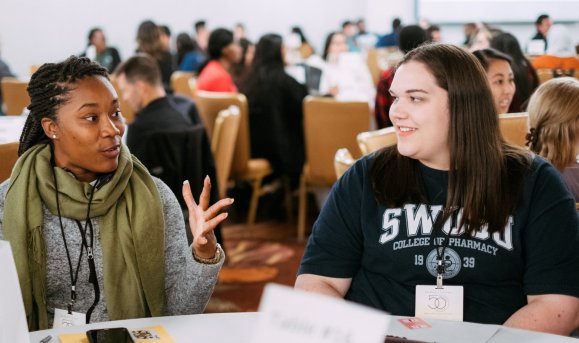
0;142;19;183
109;77;136;124
334;148;355;179
536;68;554;84
195;91;251;177
29;64;41;76
171;71;196;98
303;96;370;186
211;107;241;198
498;112;530;148
1;78;30;115
357;126;397;155
366;48;384;86
188;77;198;98
139;125;218;208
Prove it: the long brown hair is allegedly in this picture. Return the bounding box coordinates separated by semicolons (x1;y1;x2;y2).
371;43;531;235
136;20;164;60
527;77;579;171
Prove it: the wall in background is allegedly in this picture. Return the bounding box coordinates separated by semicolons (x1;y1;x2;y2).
0;0;577;78
417;0;579;23
0;0;363;77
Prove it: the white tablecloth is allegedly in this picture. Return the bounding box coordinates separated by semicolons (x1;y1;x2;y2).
28;312;577;343
0;115;27;144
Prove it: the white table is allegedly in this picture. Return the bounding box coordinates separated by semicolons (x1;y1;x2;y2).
28;312;577;343
0;115;27;144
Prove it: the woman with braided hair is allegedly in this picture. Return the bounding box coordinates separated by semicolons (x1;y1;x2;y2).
526;77;579;201
0;56;231;330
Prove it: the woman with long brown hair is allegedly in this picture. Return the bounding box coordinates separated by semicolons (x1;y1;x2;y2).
296;44;579;335
136;20;174;92
527;77;579;200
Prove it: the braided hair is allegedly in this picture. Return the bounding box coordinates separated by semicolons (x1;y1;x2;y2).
18;56;108;156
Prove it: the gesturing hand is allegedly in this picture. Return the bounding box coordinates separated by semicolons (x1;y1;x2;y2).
182;176;233;259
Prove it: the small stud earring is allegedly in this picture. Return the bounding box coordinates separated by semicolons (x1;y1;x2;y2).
52;135;57;139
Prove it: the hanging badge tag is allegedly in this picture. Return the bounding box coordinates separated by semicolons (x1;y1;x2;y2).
53;308;86;328
415;285;463;321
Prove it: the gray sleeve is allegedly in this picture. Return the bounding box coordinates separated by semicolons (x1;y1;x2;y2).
153;178;224;315
0;180;9;240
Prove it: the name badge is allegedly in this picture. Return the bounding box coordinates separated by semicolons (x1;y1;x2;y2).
415;285;463;321
53;308;86;328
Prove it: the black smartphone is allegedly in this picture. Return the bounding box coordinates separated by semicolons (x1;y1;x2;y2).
86;327;134;343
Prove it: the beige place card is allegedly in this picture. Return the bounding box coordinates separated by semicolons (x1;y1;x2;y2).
415;285;464;322
252;283;391;343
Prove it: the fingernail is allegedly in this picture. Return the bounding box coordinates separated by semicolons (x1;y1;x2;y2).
223;212;228;218
229;198;235;204
183;180;189;185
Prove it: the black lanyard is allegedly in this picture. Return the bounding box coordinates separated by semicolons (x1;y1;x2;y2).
52;165;101;324
427;204;458;288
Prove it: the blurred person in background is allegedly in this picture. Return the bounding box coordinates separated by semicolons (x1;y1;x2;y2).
376;17;402;48
527;77;579;201
81;28;121;73
195;20;209;52
426;25;441;43
532;25;579;72
463;22;477;47
531;14;552;52
196;28;241;92
230;38;254;87
176;33;206;72
355;18;378;50
240;34;308;189
159;25;172;53
291;26;315;59
491;32;539;112
469;25;502;52
317;31;374;103
341;20;360;52
0;51;15;115
136;20;175;93
234;23;246;41
472;48;516;114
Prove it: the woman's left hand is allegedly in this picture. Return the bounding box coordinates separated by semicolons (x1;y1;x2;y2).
182;176;233;259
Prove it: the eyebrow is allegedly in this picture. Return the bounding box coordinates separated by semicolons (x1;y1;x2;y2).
77;103;99;111
389;89;429;96
77;99;119;111
490;73;513;78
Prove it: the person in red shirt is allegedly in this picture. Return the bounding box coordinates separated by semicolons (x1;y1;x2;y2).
196;28;241;92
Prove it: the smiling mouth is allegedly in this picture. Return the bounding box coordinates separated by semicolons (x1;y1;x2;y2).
498;99;511;108
398;126;417;133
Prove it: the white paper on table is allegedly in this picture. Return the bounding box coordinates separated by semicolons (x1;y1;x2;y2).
388;316;500;343
251;283;390;343
0;240;30;343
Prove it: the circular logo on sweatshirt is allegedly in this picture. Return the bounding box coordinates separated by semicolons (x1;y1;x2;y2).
426;247;461;279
